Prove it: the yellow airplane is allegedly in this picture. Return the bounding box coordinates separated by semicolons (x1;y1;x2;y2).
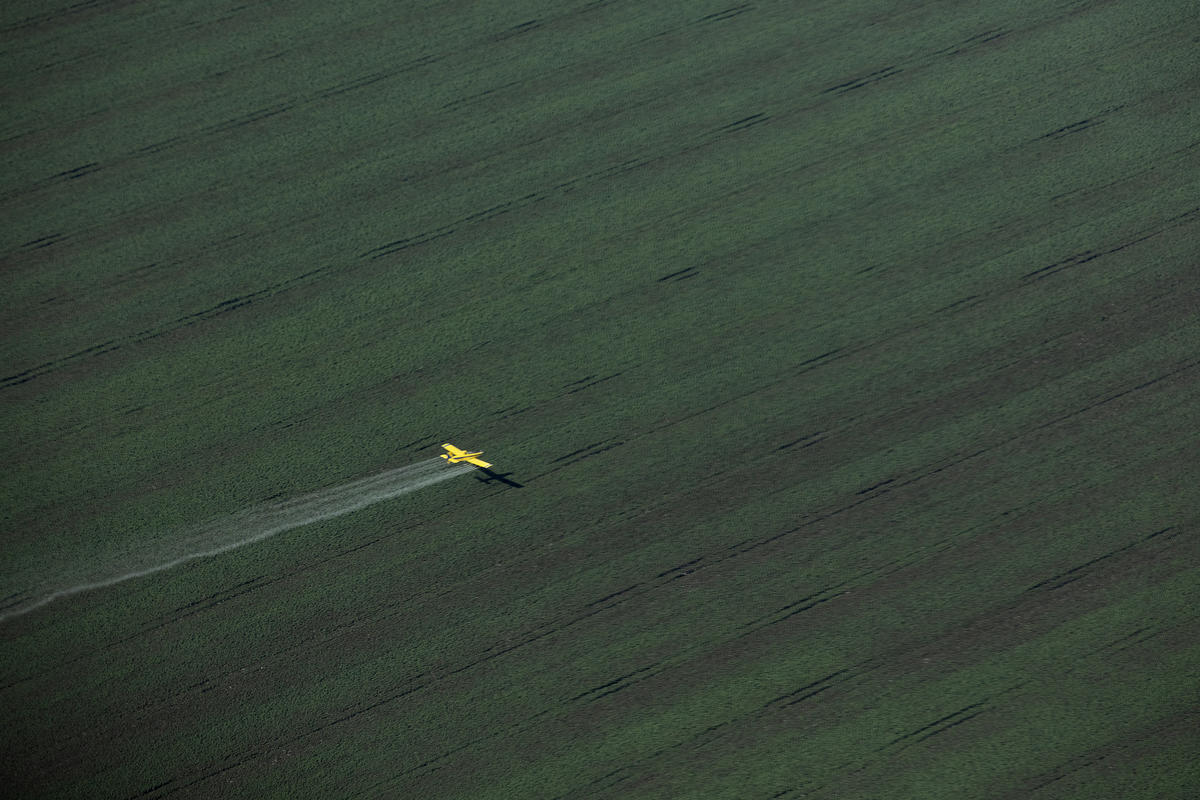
440;443;492;468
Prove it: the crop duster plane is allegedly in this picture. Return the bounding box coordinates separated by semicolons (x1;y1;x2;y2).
440;443;492;468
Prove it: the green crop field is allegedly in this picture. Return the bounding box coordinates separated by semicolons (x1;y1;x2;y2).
2;0;1197;797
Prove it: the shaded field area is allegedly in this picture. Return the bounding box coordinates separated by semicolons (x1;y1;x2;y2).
2;0;1197;797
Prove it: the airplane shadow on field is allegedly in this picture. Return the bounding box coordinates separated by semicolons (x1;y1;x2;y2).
474;468;525;488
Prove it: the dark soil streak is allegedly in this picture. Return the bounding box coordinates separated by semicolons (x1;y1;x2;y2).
130;777;175;798
1022;206;1199;281
697;5;754;24
551;441;611;463
856;478;895;495
797;349;841;367
1;0;125;34
935;294;982;313
549;440;626;466
442;80;522;111
1013;711;1200;799
930;29;1010;57
776;432;824;450
657;557;704;578
138;751;263;799
768;668;852;707
548;766;631;800
821;66;901;95
318;71;391;99
739;586;848;630
915;709;985;742
1085;625;1164;660
657;266;698;282
360;229;457;259
572;664;660;702
494;20;542;41
715;113;770;133
20;233;65;249
564;372;624;395
0;593;29;612
587;583;643;607
171;576;271;613
495;405;533;420
1027;526;1177;591
888;701;989;746
1034;104;1126;141
56;162;100;179
1030;360;1198;431
208;103;295;133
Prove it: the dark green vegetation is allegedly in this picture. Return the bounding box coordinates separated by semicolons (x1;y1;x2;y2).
3;0;1198;796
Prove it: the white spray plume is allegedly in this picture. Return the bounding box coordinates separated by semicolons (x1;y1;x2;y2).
1;458;472;623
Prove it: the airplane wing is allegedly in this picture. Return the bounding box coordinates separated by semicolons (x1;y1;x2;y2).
442;443;466;457
465;456;493;468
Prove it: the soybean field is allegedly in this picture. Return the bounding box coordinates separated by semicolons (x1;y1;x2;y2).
2;1;1198;798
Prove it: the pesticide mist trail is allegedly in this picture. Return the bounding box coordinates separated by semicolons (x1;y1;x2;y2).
1;458;473;623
